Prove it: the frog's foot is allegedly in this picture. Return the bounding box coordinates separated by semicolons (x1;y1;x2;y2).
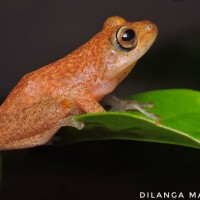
61;116;85;130
103;95;161;122
45;135;61;146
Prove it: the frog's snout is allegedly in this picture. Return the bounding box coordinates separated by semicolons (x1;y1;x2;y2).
145;23;155;31
142;21;158;34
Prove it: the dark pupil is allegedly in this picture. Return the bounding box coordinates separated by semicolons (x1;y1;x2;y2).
122;29;135;41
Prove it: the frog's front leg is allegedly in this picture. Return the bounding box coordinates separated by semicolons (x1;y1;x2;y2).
59;86;106;133
71;85;106;113
103;94;160;121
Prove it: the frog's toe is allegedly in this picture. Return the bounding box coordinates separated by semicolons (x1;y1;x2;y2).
121;100;160;122
61;117;85;130
140;102;154;108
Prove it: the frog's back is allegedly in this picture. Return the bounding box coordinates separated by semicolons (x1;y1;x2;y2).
0;42;101;114
0;57;72;114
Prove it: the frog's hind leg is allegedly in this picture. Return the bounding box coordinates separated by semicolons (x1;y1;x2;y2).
1;128;60;149
0;97;78;150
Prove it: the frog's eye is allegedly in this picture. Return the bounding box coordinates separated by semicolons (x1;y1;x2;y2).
116;26;137;51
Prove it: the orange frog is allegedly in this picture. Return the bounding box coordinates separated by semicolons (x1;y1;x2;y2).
0;16;158;150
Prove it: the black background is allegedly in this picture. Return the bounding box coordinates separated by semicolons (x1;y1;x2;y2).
0;0;200;199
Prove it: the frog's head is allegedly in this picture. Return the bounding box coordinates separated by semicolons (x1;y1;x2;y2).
102;16;158;83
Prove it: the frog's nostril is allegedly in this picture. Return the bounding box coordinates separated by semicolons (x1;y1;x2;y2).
145;24;154;31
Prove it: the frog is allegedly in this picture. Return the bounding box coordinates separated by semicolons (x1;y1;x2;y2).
0;16;158;150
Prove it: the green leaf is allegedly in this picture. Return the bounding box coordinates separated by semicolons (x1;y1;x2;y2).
60;89;200;149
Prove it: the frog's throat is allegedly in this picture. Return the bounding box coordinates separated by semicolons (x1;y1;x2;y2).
113;61;137;84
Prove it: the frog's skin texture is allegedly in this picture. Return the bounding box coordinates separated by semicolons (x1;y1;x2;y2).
0;16;157;150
